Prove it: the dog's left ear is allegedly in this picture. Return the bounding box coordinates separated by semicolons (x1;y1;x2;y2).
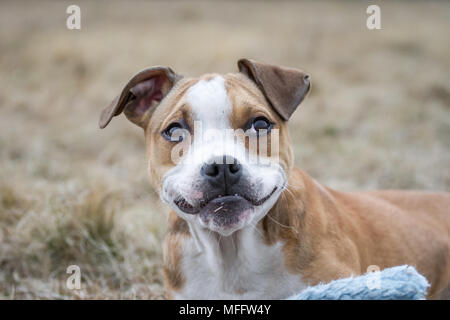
99;66;181;129
238;59;311;120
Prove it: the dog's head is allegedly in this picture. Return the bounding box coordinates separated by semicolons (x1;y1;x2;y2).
100;59;310;236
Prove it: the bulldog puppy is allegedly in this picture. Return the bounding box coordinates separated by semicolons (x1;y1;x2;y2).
99;59;450;299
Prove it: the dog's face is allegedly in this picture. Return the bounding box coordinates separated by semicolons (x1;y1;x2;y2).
100;59;310;236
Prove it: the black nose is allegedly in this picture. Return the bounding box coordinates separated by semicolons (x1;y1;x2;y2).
201;156;242;190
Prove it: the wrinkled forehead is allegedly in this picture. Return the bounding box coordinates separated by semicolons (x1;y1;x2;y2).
150;73;274;132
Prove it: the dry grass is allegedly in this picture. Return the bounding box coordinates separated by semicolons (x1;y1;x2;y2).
0;0;449;299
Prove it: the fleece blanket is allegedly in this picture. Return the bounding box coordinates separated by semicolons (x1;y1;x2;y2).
288;265;429;300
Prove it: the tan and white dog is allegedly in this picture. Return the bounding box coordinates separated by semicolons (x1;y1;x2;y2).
99;59;450;299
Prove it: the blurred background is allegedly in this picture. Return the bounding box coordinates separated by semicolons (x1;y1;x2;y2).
0;0;449;299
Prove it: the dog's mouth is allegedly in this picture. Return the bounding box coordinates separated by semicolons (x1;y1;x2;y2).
174;186;278;215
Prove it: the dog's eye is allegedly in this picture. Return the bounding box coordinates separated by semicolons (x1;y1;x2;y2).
251;116;273;135
162;122;185;142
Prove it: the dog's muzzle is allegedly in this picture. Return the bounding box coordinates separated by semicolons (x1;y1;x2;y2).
173;156;277;222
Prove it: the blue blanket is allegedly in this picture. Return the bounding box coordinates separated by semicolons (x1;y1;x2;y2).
288;265;429;300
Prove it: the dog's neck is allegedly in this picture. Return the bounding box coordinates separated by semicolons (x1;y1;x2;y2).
185;210;303;297
187;221;261;272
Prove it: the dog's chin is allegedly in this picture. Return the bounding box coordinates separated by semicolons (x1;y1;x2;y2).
198;195;254;236
172;187;278;236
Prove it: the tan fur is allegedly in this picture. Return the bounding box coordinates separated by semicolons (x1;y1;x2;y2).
268;168;450;298
162;211;190;296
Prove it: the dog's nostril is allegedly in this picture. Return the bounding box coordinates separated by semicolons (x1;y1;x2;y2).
229;163;241;174
202;163;220;177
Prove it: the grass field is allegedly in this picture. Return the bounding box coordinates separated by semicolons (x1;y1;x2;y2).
0;0;449;299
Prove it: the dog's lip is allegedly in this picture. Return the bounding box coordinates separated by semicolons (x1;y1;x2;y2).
174;197;197;214
246;186;278;206
174;186;278;214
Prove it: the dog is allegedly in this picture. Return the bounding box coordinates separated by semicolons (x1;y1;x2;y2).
99;59;450;299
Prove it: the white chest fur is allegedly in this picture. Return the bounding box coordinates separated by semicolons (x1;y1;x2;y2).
173;225;307;300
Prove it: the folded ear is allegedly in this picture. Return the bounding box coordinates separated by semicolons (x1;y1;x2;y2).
237;59;310;120
99;67;181;129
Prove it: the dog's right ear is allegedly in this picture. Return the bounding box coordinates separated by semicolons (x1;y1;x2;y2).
99;67;181;129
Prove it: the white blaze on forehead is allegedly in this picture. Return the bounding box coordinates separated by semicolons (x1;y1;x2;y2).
185;75;238;164
186;76;232;130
